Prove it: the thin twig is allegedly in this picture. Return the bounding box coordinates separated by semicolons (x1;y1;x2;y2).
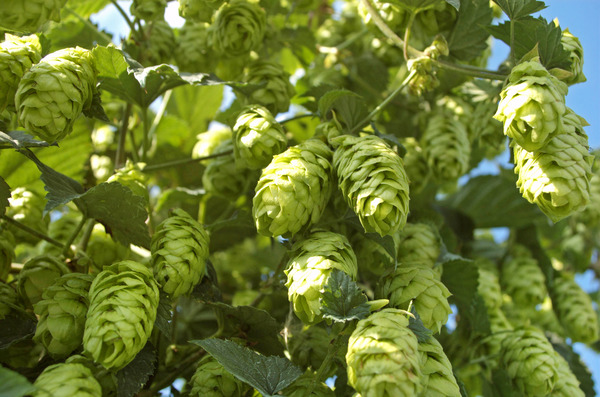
115;103;133;169
1;215;63;248
142;150;233;173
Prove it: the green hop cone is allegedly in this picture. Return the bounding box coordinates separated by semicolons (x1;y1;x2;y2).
179;0;225;22
513;109;593;222
500;246;546;308
32;363;102;397
0;0;67;33
333;134;410;237
0;230;15;281
0;281;20;319
421;111;471;182
408;56;439;96
107;161;149;204
242;61;295;115
86;224;130;270
402;137;431;194
288;325;336;376
151;208;210;299
351;232;396;276
0;33;42;113
124;20;175;66
396;222;440;269
35;210;79;257
477;267;503;311
188;355;249;397
15;46;96;143
253;139;333;237
418;337;461;397
210;0;266;56
468;99;506;160
17;254;69;307
561;28;586;85
192;127;232;161
552;352;585;397
550;272;599;343
6;187;49;245
66;355;118;397
285;230;358;324
377;264;452;333
346;308;422;396
494;60;568;151
499;327;559;396
233;105;287;169
33;273;94;358
130;0;167;21
280;371;335;397
175;22;217;72
83;260;159;371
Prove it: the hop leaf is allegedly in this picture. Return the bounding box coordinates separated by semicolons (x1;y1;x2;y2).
32;363;102;397
0;0;67;33
210;0;266;56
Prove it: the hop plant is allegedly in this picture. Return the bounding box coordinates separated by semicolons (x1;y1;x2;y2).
513;109;593;222
421;111;471;182
500;246;546;308
357;0;406;32
65;355;118;397
33;273;94;358
192;127;232;161
6;187;49;245
130;0;167;21
287;325;336;375
401;137;431;194
17;255;69;307
285;230;358;324
396;222;440;269
107;161;149;204
242;61;295;115
253;139;333;237
151;208;210;299
175;22;216;72
377;264;452;333
83;260;159;371
408;56;439;96
498;327;559;396
188;355;249;396
15;47;96;143
0;281;20;319
468;99;506;160
210;0;266;56
418;336;461;397
333;134;410;237
561;28;586;85
477;267;503;311
550;272;599;343
351;232;396;276
0;0;67;33
552;352;585;397
494;60;568;151
0;34;42;113
179;0;225;22
86;224;130;270
125;20;175;66
32;363;102;397
346;308;422;396
280;371;335;397
0;230;15;281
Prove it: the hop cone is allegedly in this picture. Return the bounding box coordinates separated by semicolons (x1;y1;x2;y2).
280;371;335;397
494;60;568;151
87;224;130;270
125;20;175;66
333;134;410;236
175;22;216;72
0;0;66;33
477;268;502;310
421;111;471;181
396;222;440;269
501;246;546;308
561;28;586;85
17;255;69;307
36;210;79;257
377;264;452;333
107;161;149;204
346;308;422;396
179;0;225;22
192;126;232;161
285;230;358;324
0;281;19;319
402;137;431;194
151;208;210;299
83;260;159;371
6;187;49;245
210;0;266;56
15;47;96;143
351;232;396;276
577;153;600;226
0;34;42;112
552;352;585;397
33;273;94;358
469;99;506;160
66;355;118;397
550;272;598;343
0;230;15;281
499;327;559;396
188;355;249;396
288;325;335;376
419;337;461;397
253;139;333;237
513;109;593;222
130;0;167;21
242;61;295;115
32;363;102;397
233;105;287;169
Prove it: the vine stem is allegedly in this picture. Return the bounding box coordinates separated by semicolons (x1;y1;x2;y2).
142;150;233;173
249;253;288;307
278;113;316;125
403;11;417;61
1;215;63;248
140;107;150;162
308;324;349;394
115;103;133;169
147;90;173;148
62;214;87;258
109;0;138;39
434;59;507;81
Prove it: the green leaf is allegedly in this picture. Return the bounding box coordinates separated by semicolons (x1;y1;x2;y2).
483;368;522;397
492;0;546;20
0;131;52;149
154;292;172;338
408;306;433;343
116;343;156;397
64;0;112;18
0;313;37;350
93;45;144;106
320;269;370;323
0;176;10;216
191;261;223;303
448;0;493;61
387;0;446;12
131;65;191;107
77;182;151;248
45;17;111;52
166;84;224;136
83;90;110;123
190;338;302;397
0;366;36;397
317;90;369;133
364;233;397;263
551;339;595;397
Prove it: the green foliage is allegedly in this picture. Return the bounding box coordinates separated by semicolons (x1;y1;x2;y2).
116;343;156;397
320;269;371;323
0;366;36;397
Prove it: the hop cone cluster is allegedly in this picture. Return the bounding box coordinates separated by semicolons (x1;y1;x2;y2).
499;327;559;396
7;187;48;245
175;22;215;73
550;272;599;343
86;224;130;270
285;230;358;324
192;127;232;161
513;109;593;222
242;61;295;115
501;246;546;307
0;230;15;280
33;273;94;358
419;337;461;397
561;28;586;85
281;371;335;397
17;255;69;307
396;222;440;269
494;60;568;151
0;281;19;319
552;352;585;397
253;139;333;237
130;0;167;21
346;308;422;396
210;0;266;56
377;264;452;333
151;208;210;299
32;363;102;397
188;356;249;396
15;47;96;143
83;260;159;371
233;105;287;169
0;0;66;33
333;134;410;236
0;34;42;113
107;161;149;204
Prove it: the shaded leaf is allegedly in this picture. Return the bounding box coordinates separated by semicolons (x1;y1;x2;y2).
154;292;172;338
116;343;156;397
0;131;52;149
321;270;370;323
448;0;493;61
0;177;11;216
0;313;37;350
364;232;397;263
0;366;36;397
318;90;369;133
190;338;302;397
408;306;433;343
65;0;112;18
492;0;546;19
83;90;110;123
45;17;111;52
